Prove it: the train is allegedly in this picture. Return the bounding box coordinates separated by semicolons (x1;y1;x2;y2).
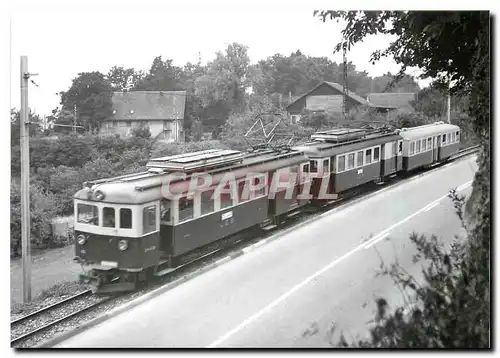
73;121;461;293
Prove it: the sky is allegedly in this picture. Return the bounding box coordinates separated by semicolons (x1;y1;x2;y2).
8;2;440;117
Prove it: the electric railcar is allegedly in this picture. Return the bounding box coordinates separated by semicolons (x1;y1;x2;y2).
73;122;460;292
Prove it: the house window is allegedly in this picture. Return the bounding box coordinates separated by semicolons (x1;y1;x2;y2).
365;149;372;164
357;151;363;167
347;153;355;170
337;155;346;172
374;147;380;162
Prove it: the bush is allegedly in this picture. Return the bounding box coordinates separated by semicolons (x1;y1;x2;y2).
11;183;59;256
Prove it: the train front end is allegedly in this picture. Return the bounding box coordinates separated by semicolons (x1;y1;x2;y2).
73;182;161;293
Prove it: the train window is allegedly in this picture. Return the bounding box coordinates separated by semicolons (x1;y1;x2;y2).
398;142;403;154
442;134;446;143
410;142;415;155
392;142;397;156
160;199;171;222
310;160;318;173
452;132;455;142
253;175;266;198
456;131;460;142
238;181;249;202
303;164;309;173
219;181;234;209
142;205;156;234
374;147;380;162
357;151;363;167
323;159;329;172
337;155;346;172
290;165;299;173
178;197;194;223
201;190;215;215
347;153;355;170
365;149;372;164
120;208;132;229
416;140;421;153
103;207;116;228
77;204;98;226
427;138;432;149
421;139;426;151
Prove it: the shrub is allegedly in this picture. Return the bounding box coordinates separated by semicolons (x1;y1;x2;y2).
11;183;59;256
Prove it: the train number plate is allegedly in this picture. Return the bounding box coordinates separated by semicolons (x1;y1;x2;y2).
101;261;118;268
221;211;233;221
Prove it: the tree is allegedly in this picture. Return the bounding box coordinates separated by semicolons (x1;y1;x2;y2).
134;56;183;91
10;108;42;146
107;66;145;92
59;72;113;131
314;10;490;348
195;43;251;134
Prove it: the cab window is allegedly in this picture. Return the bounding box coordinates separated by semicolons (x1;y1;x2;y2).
120;208;132;229
77;203;98;226
142;205;156;234
103;207;115;228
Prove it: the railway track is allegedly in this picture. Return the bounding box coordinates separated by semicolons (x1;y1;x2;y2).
11;146;478;348
10;290;113;346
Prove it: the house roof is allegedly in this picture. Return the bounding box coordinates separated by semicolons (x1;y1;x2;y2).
367;92;417;109
110;91;186;121
286;81;370;110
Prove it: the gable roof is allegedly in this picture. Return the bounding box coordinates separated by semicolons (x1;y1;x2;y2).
367;92;417;109
286;81;369;110
111;91;186;121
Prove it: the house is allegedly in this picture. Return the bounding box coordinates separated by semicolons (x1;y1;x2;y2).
101;91;186;142
366;92;417;113
286;81;370;123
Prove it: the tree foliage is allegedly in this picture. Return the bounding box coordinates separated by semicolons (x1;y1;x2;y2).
59;71;113;131
314;10;490;348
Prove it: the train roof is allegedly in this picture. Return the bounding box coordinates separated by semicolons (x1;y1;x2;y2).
74;148;309;204
296;131;402;158
398;122;460;140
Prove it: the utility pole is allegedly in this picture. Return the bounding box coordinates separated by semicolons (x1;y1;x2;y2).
20;56;36;303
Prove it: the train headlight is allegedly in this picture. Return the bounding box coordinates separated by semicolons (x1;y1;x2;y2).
77;234;87;245
118;240;128;251
94;190;105;201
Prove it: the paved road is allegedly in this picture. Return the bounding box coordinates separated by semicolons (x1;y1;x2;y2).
56;156;477;348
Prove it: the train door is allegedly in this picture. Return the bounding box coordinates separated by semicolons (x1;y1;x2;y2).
432;136;439;162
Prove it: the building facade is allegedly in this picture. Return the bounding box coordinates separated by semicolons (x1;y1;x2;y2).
101;91;186;142
286;82;370;123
